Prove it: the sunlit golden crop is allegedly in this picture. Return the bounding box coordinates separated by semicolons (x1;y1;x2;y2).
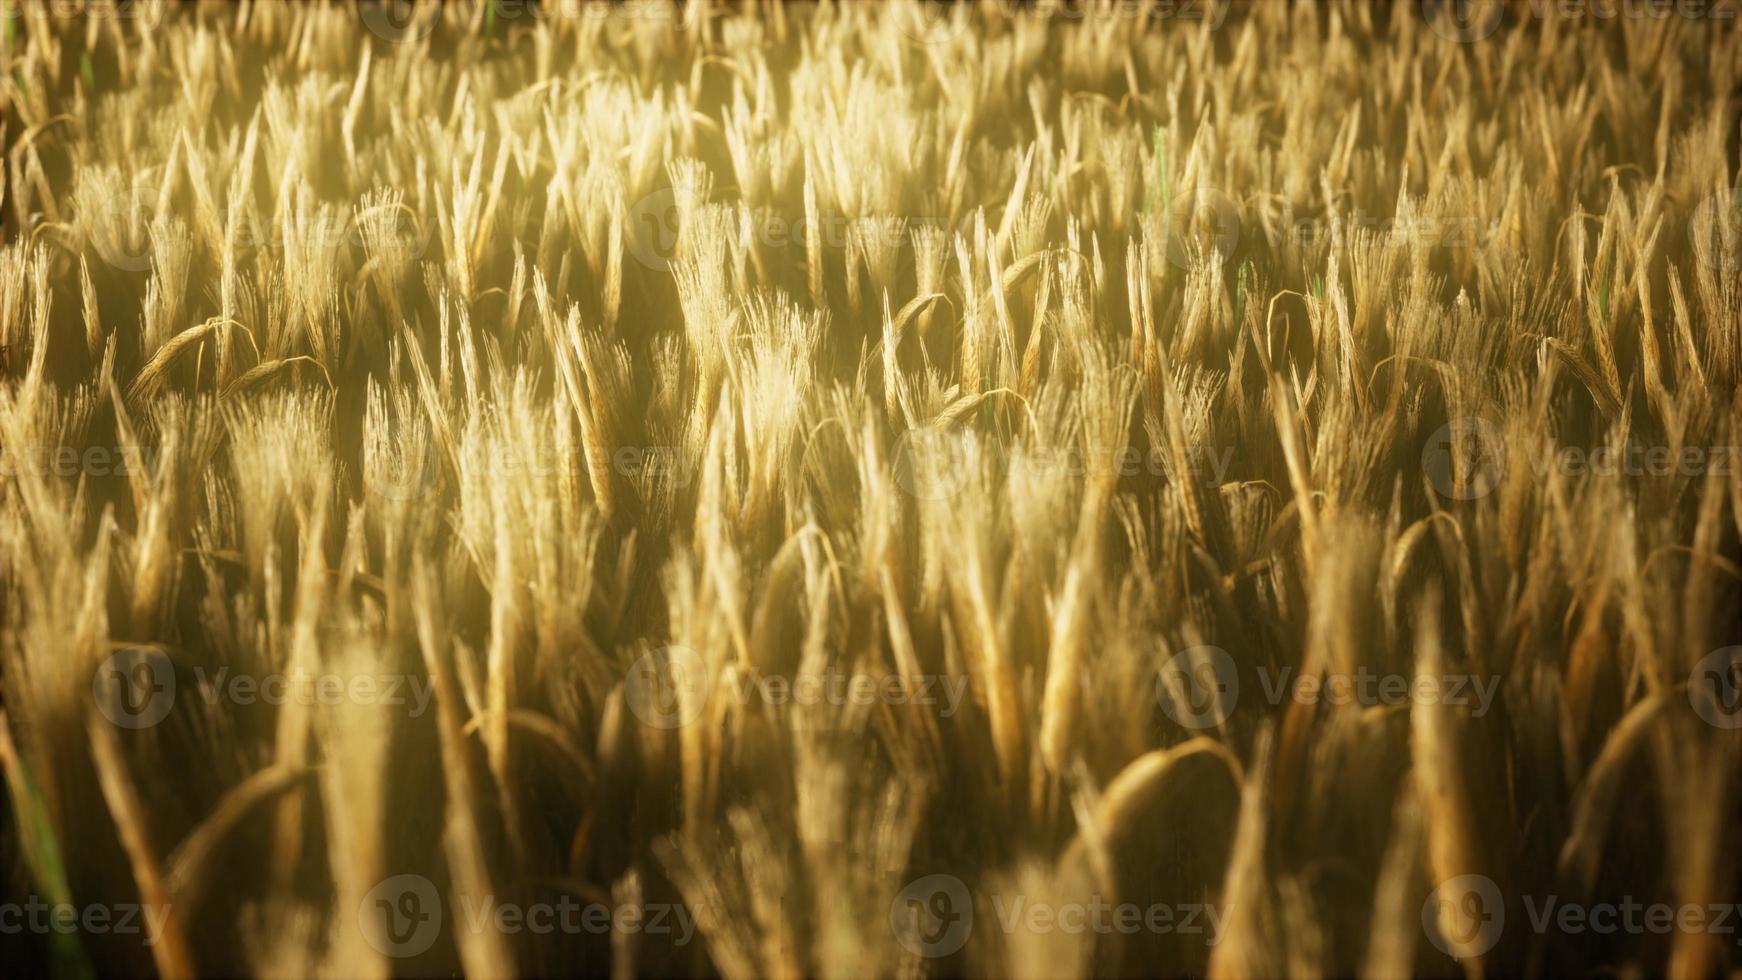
1;1;1739;977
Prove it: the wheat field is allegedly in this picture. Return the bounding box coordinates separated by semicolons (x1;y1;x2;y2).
0;0;1739;977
